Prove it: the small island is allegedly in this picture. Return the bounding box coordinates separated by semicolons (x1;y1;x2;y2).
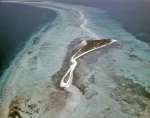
73;39;112;58
60;39;117;88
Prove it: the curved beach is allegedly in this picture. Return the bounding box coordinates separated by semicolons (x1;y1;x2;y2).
60;39;117;88
0;1;150;118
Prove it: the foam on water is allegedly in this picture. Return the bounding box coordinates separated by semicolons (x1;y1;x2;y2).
78;6;150;58
72;8;99;39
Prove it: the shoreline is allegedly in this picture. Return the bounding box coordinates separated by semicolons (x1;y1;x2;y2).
0;1;58;107
60;39;117;88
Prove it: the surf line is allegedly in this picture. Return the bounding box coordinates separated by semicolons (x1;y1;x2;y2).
72;8;99;39
60;39;117;88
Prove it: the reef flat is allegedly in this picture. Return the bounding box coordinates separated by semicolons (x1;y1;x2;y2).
1;36;150;118
0;1;150;118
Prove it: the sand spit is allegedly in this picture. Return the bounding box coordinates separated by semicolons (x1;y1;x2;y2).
69;40;150;118
60;39;117;88
0;38;85;118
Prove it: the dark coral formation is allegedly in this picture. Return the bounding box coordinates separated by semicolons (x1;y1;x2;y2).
8;97;22;118
9;111;22;118
8;96;39;118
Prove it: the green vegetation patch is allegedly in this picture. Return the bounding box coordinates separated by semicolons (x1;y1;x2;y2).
74;39;111;58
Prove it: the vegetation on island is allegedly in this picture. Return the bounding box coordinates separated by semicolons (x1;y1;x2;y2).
74;39;112;58
62;39;112;84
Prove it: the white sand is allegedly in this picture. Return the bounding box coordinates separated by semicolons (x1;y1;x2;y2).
60;39;117;88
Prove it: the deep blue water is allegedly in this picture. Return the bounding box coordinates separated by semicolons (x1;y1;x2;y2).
52;0;150;44
0;2;56;78
0;2;57;102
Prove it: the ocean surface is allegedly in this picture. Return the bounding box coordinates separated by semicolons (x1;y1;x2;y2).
53;0;150;44
0;2;57;101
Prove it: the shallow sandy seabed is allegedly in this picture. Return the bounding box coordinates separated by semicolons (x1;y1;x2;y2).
0;1;150;118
